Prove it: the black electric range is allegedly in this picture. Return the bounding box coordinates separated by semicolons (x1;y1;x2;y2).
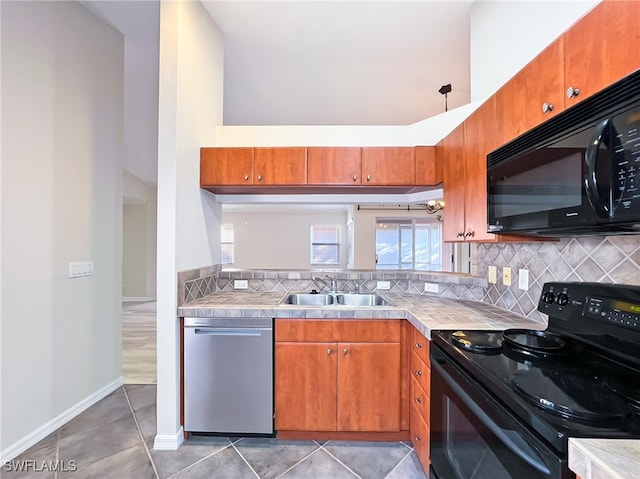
430;282;640;479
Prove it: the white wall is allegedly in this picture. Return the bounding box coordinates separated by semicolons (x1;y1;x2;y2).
124;170;157;298
155;0;224;449
1;0;123;458
222;209;349;269
470;0;600;100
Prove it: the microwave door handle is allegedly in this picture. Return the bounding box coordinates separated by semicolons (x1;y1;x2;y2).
584;118;611;218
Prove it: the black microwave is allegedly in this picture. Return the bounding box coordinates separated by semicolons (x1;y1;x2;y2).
487;69;640;237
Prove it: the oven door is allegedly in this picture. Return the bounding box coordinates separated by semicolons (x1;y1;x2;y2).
430;345;571;479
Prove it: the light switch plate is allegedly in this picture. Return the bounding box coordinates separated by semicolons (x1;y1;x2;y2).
234;279;249;290
376;280;391;290
503;267;512;286
488;266;497;284
68;261;93;278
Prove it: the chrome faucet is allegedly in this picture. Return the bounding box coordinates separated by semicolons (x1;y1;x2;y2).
325;274;338;293
353;280;361;294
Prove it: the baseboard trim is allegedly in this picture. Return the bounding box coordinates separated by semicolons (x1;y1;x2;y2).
0;376;124;464
123;296;156;302
153;427;185;450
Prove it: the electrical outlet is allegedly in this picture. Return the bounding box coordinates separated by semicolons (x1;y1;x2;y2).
518;269;530;290
502;267;512;286
488;266;497;284
234;279;249;290
424;282;439;293
376;280;391;290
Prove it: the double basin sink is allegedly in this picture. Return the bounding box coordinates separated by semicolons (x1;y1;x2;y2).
279;292;388;307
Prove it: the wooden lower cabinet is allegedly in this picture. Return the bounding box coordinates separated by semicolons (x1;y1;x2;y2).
275;319;404;436
410;326;431;472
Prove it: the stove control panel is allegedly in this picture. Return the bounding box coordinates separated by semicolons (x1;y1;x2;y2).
584;296;640;330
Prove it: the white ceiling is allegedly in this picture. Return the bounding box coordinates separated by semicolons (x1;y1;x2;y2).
203;1;472;125
82;0;473;184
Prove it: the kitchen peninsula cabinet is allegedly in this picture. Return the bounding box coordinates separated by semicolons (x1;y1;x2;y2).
361;147;416;185
275;319;404;436
307;147;361;185
200;147;306;188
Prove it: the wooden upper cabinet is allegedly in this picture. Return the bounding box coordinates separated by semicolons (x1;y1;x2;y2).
463;97;499;242
440;126;466;242
563;0;640;107
200;147;254;186
253;147;307;185
415;146;441;186
307;147;362;185
361;147;416;185
495;39;564;145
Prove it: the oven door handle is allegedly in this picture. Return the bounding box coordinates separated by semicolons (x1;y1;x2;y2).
432;358;551;476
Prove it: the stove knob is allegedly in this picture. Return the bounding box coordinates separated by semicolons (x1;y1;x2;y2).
542;291;555;304
556;293;569;306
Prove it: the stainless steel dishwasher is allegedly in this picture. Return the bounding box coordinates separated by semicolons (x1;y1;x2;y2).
183;317;273;434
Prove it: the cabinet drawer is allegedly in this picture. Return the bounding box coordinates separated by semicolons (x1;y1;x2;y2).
410;350;431;393
276;319;401;343
410;398;430;470
410;376;430;425
411;327;430;364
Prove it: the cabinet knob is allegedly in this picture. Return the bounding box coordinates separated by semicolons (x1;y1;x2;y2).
415;342;422;349
566;86;580;99
366;174;371;182
415;435;421;442
456;232;464;238
327;348;333;355
243;174;250;181
257;174;263;181
415;397;422;403
542;102;554;113
414;370;422;377
353;175;358;182
343;348;349;355
465;230;474;238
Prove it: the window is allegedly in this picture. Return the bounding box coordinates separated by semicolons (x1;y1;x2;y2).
375;218;442;270
310;225;340;265
221;224;234;264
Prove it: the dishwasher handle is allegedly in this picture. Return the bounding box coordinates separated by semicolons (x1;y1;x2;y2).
192;327;270;337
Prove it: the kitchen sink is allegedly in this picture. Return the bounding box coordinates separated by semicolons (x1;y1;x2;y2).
279;292;388;306
280;293;335;305
335;293;388;306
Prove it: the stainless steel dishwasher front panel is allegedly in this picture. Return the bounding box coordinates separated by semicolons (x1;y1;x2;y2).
183;317;273;434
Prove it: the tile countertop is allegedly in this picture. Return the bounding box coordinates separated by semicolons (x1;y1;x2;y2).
569;439;640;479
178;290;640;477
177;290;546;339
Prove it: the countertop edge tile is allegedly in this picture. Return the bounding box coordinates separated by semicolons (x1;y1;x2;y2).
569;438;640;479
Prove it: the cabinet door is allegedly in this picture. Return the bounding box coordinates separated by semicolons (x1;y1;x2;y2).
415;146;441;186
495;39;564;145
463;98;499;242
361;147;416;185
440;126;466;242
337;342;401;432
254;147;307;185
307;147;362;185
200;147;254;186
563;0;640;106
275;342;337;431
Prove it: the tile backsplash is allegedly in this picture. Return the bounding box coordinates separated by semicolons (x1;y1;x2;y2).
474;235;640;321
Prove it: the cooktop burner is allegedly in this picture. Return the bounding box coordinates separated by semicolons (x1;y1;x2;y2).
451;331;503;353
503;329;566;356
511;367;633;424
